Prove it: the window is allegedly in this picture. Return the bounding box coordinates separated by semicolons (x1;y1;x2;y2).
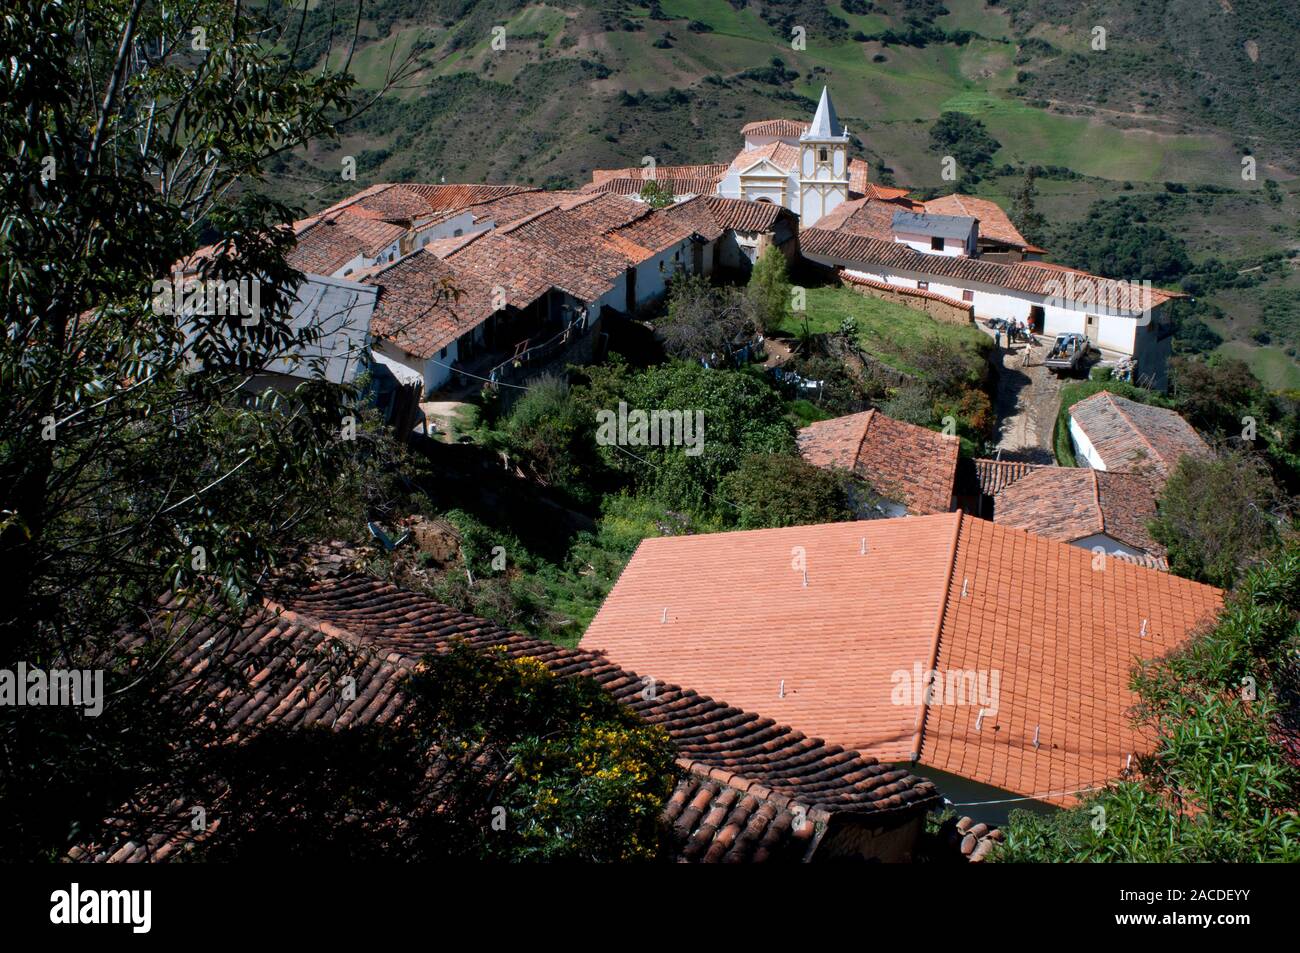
918;281;929;290
962;289;974;302
453;228;463;237
439;347;447;359
818;147;828;162
659;260;665;273
931;236;945;251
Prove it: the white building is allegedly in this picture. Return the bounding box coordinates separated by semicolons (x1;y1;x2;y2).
716;87;854;227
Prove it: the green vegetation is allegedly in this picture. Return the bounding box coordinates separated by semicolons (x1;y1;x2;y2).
928;110;1001;185
774;285;990;378
721;453;853;529
998;542;1300;862
748;245;793;335
1150;450;1291;591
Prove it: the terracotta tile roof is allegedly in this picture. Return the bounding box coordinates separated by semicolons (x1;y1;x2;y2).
401;183;536;214
973;458;1048;496
815;197;921;241
583;516;964;763
591;164;729;186
923;193;1032;249
462;189;576;228
587;164;728;197
741;118;811;138
798;410;960;515
801;228;1183;312
1069;391;1211;479
728;141;802;176
920;515;1221;803
992;467;1164;558
363;250;497;358
583;176;725;197
865;184;915;203
69;573;940;862
582;514;1224;805
701;195;795;233
848;158;870;195
287;213;407;276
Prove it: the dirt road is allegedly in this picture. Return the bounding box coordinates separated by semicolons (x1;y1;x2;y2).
991;342;1063;464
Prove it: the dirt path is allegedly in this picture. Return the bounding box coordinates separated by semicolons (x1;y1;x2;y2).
991;342;1063;464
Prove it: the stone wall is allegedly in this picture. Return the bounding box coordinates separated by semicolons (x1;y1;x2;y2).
840;272;975;326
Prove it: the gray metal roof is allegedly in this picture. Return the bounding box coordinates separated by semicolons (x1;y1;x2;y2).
891;210;976;240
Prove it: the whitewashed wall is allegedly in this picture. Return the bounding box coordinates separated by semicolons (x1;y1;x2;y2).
1069;416;1106;470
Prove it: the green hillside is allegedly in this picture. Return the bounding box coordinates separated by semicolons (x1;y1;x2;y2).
265;0;1300;386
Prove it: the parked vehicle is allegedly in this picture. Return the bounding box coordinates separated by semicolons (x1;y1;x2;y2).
1043;332;1089;373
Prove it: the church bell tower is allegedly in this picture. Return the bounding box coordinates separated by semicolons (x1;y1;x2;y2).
798;87;850;227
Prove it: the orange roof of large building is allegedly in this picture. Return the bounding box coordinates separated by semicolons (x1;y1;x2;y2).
1069;391;1211;479
801;228;1184;312
923;193;1040;251
71;569;940;863
581;513;1223;804
798;410;959;515
992;466;1164;559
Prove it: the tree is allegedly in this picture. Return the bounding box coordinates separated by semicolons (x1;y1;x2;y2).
1149;450;1291;589
1050;197;1193;284
1009;167;1047;246
721;454;852;529
581;361;793;518
639;179;676;209
928;112;1001;181
748;244;793;334
1169;356;1263;437
997;543;1300;862
500;374;604;502
0;0;418;859
656;273;760;361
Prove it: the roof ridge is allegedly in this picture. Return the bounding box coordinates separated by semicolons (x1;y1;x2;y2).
1090;467;1106;536
909;510;965;762
1101;391;1164;467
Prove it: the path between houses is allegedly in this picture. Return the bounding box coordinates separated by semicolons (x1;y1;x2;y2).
991;341;1063;464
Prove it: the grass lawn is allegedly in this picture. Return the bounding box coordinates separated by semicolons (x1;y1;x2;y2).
773;284;990;378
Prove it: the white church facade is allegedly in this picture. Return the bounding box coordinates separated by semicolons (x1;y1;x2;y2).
715;87;853;227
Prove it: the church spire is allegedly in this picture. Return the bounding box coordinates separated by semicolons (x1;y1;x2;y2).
804;86;846;139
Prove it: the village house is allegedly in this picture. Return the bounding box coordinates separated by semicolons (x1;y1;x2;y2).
797;409;960;517
282;182;796;397
581;514;1222;814
973;460;1167;568
801;229;1184;389
1068;391;1211;479
586;86;1184;387
69;567;942;863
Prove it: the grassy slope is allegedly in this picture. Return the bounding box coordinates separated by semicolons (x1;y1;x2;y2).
774;285;989;378
274;0;1300;383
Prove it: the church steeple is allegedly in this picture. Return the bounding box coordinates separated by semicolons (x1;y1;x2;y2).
805;86;846;140
797;87;850;227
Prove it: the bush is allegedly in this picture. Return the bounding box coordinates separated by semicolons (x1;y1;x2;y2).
1150;450;1291;590
721;454;852;529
